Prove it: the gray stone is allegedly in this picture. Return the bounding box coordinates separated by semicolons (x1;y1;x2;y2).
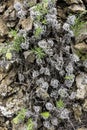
0;4;6;13
23;51;35;63
76;74;87;99
83;99;87;111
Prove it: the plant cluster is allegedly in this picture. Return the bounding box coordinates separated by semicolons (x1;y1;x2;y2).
32;0;49;38
13;108;26;124
56;99;65;109
0;29;25;60
9;29;25;52
71;11;87;36
13;108;34;130
32;47;46;59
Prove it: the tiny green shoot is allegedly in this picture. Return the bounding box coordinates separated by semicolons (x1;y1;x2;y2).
32;47;45;59
41;112;50;119
27;118;34;130
56;99;65;109
13;108;26;124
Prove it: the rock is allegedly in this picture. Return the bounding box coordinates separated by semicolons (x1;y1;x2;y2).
73;104;82;121
0;61;13;73
83;0;87;4
0;73;7;81
18;17;33;31
0;18;8;42
3;6;17;21
76;74;87;99
68;4;85;12
0;90;26;117
74;42;87;50
83;99;87;111
74;42;87;60
23;51;35;63
64;0;83;4
0;70;17;97
0;4;6;13
0;127;7;130
57;7;66;19
83;60;87;71
75;23;87;43
77;128;87;130
12;123;26;130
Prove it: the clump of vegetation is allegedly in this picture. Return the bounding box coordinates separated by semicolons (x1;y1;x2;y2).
71;11;87;36
41;111;50;119
64;75;74;80
9;29;25;52
27;118;34;130
34;27;43;38
13;108;26;124
34;1;48;15
13;109;34;130
33;0;48;38
32;47;46;59
56;99;65;109
0;29;25;60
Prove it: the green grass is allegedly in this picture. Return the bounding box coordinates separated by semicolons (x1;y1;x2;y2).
27;118;34;130
34;27;43;38
9;29;25;52
56;99;65;109
32;47;45;59
64;75;74;80
13;108;26;124
0;30;25;60
71;11;87;37
41;111;50;119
